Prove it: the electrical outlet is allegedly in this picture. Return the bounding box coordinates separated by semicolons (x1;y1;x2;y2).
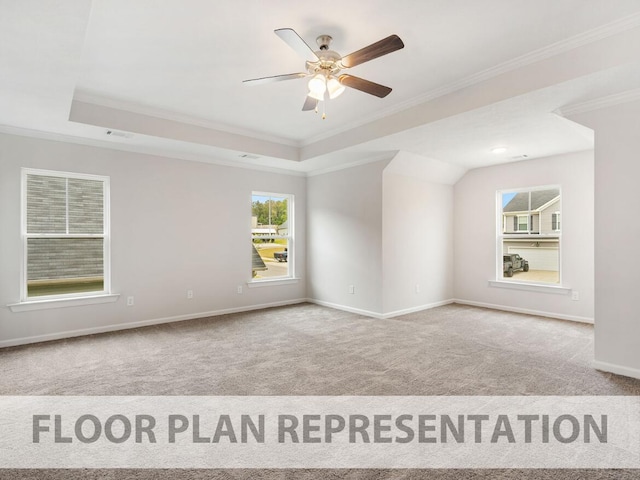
348;285;355;294
187;290;194;299
415;284;420;294
126;296;134;306
237;285;243;294
571;291;580;301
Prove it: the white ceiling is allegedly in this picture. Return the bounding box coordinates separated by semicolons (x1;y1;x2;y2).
2;0;640;175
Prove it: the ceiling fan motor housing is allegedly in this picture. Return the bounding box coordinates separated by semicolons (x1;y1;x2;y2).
306;35;342;76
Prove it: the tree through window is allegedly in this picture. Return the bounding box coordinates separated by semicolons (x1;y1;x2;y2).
251;192;293;280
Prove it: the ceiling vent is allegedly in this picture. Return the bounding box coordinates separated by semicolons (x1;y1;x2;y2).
106;129;133;138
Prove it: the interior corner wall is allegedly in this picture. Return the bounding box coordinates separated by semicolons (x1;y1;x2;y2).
382;172;454;315
0;132;306;346
306;160;389;316
453;150;595;322
569;100;640;378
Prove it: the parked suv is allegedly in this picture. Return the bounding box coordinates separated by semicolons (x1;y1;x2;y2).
274;248;288;262
503;254;529;277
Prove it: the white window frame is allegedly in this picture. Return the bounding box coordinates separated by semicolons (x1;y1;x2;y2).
249;191;295;285
496;185;562;288
20;168;111;302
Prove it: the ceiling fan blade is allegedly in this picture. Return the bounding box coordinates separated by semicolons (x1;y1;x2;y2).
339;34;404;69
243;72;307;86
302;96;318;112
339;74;392;98
275;28;320;63
302;96;317;111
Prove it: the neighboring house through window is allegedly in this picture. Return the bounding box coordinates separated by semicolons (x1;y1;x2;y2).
22;169;110;299
499;186;561;284
251;192;293;280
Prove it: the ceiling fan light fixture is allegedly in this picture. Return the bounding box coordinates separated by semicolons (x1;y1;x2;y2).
308;74;326;96
308;90;324;101
327;76;345;99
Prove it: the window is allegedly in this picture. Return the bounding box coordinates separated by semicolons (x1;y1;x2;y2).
22;169;110;299
517;215;529;232
499;187;561;284
251;192;293;281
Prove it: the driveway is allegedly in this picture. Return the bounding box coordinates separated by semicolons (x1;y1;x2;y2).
254;243;288;278
507;270;559;283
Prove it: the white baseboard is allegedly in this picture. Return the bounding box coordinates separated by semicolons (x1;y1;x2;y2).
1;296;595;349
305;298;385;319
453;298;594;324
382;299;455;319
0;298;308;348
305;298;455;319
593;360;640;380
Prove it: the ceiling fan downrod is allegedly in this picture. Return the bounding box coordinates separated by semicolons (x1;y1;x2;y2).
316;35;332;50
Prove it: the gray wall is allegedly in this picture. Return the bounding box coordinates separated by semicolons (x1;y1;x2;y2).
306;156;456;317
571;100;640;378
306;160;388;315
453;150;595;322
0;133;306;345
0;131;603;353
382;172;454;315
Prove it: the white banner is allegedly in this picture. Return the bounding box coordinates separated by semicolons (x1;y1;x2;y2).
1;396;639;468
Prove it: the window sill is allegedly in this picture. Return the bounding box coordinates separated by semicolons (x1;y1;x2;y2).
247;278;300;288
7;293;120;312
488;280;571;295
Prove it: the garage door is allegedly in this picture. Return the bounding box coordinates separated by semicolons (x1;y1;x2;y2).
508;247;558;271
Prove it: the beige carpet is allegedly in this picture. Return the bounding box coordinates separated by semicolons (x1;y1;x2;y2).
1;302;639;478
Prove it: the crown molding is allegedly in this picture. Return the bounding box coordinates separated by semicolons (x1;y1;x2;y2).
0;123;393;178
72;90;300;148
0;124;307;177
556;88;640;117
0;123;403;178
301;11;640;147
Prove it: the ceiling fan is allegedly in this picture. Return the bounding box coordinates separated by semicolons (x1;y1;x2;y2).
243;28;404;118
